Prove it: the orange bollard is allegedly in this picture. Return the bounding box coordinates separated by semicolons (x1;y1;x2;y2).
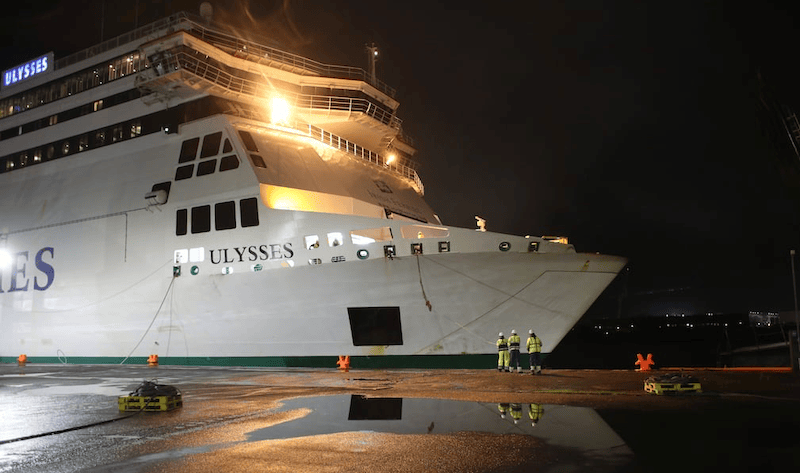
147;354;159;366
635;353;655;371
17;354;27;366
336;355;350;372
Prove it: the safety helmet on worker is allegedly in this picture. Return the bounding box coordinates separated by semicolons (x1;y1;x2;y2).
498;332;504;338
528;329;534;334
511;329;516;335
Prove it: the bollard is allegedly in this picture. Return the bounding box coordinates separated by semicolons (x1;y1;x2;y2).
17;354;27;366
336;355;350;372
148;354;159;366
635;353;655;371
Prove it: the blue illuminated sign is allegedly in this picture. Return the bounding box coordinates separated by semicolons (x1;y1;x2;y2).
2;53;53;88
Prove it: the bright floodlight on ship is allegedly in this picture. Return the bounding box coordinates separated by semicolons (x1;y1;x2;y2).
385;153;396;166
0;248;11;268
270;96;291;125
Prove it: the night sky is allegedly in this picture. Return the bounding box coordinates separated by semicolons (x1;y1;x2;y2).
3;1;800;317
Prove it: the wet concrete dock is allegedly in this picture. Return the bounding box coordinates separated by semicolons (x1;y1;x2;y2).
1;364;799;472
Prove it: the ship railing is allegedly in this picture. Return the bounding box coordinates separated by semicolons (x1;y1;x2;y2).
152;49;402;130
229;105;424;195
53;12;396;98
303;124;425;195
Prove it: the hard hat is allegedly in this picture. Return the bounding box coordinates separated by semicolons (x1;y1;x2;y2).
511;329;517;335
498;332;504;337
528;329;534;334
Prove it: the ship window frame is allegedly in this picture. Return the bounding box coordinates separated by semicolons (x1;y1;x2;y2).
179;137;199;163
238;130;259;152
250;154;266;168
219;155;239;171
196;159;217;176
200;132;222;158
214;201;236;231
305;235;321;250
176;209;188;236
223;138;233;153
175;164;194;181
240;197;260;227
191;205;211;234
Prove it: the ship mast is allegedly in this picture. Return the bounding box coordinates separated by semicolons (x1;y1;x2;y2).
366;43;378;86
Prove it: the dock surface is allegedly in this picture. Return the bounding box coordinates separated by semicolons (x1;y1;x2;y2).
1;364;799;472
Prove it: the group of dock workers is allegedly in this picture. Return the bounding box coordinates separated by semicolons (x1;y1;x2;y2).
497;329;542;374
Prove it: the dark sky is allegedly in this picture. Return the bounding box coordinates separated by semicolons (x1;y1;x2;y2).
3;1;800;317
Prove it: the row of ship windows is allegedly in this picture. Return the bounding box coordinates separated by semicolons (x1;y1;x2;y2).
175;132;240;180
1;118;144;173
0;52;145;119
0;89;141;142
176;198;260;235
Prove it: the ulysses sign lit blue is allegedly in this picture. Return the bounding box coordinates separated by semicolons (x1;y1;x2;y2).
3;53;53;88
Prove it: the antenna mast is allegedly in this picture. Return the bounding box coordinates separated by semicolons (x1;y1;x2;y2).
366;43;378;86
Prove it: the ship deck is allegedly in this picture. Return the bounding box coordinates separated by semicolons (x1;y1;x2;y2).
1;364;799;472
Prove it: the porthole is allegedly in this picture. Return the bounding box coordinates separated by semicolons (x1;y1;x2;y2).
190;266;200;275
499;242;511;252
356;249;369;260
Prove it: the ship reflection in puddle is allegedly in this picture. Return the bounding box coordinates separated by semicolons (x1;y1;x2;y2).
248;395;634;468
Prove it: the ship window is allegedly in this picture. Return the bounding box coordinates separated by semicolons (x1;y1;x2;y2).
219;155;239;171
350;227;393;245
176;209;188;236
200;132;222;158
179;138;199;163
528;241;539;252
305;235;320;250
223;138;233;153
32;149;41;163
240;197;259;227
238;130;259;152
78;135;89;151
401;225;449;239
61;141;70;155
215;201;236;231
250;154;266;168
411;243;423;255
112;125;123;142
95;130;106;146
175;164;194;181
347;307;404;346
191;205;211;234
438;241;451;253
196;159;217;176
327;232;344;247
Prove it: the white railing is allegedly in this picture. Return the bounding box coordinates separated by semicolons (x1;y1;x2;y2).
151;49;402;130
55;12;397;98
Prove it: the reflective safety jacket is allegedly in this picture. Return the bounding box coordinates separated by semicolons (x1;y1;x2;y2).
496;338;508;351
527;336;542;353
508;334;521;351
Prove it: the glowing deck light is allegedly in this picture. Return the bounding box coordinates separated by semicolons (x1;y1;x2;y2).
270;96;291;124
385;153;396;166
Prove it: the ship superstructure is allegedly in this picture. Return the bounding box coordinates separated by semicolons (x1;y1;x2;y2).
0;12;627;366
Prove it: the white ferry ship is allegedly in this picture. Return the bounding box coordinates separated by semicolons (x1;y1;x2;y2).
0;10;627;367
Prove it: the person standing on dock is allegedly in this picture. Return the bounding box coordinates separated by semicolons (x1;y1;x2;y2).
496;332;510;372
527;329;542;374
508;330;522;373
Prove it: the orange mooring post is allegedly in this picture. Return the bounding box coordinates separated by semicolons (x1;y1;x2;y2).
147;354;159;366
635;353;655;371
17;354;27;366
336;355;351;372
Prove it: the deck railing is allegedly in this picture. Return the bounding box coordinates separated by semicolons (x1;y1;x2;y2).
55;12;397;97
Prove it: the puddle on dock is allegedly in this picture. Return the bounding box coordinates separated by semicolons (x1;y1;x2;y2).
248;395;635;469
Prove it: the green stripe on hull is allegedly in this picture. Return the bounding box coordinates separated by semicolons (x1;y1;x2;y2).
2;354;549;369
